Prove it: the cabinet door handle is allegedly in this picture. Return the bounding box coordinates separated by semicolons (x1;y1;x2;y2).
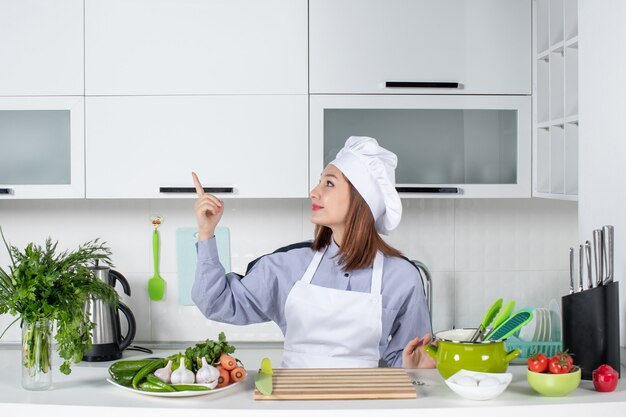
159;187;234;194
0;188;14;195
159;187;235;194
385;81;460;89
396;187;459;194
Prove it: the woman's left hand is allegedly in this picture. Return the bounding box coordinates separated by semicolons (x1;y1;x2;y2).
402;333;437;369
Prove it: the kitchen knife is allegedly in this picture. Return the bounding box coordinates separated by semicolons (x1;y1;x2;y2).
593;229;604;287
585;241;593;290
569;247;574;294
602;225;614;284
578;244;584;292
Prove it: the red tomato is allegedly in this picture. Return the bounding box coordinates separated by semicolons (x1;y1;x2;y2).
528;353;549;373
592;364;619;392
548;351;574;374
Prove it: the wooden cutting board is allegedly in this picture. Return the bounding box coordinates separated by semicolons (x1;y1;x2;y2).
253;368;417;400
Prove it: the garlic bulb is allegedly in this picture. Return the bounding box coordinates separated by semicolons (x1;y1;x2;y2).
154;359;173;383
195;357;219;388
171;358;195;384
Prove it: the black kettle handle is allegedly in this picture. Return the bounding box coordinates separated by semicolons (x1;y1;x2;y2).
117;301;136;352
109;270;131;296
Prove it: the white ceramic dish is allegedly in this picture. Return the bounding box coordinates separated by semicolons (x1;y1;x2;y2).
543;307;552;341
106;378;241;398
519;308;537;341
445;369;512;401
548;298;561;341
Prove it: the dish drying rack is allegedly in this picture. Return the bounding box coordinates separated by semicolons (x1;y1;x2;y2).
505;336;562;363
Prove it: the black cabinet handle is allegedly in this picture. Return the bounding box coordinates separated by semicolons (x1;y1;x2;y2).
0;188;14;195
159;187;234;194
396;187;459;194
385;81;460;89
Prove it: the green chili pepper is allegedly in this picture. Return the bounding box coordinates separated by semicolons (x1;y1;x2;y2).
139;381;173;393
145;374;176;392
132;359;167;390
171;384;211;391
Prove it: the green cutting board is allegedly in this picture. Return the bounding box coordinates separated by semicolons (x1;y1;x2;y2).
176;227;231;306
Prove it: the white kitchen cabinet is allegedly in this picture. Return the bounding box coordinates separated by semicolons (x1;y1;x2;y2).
309;0;531;95
311;95;531;198
533;0;578;201
85;96;308;198
85;0;307;95
0;97;85;199
0;0;84;96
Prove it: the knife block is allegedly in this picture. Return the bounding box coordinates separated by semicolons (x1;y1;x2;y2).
561;281;620;380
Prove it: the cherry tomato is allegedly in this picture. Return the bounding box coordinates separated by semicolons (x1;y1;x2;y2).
548;351;574;374
528;353;549;373
592;364;619;392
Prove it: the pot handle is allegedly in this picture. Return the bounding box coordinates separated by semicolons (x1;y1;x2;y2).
117;301;136;351
504;348;522;364
423;343;438;359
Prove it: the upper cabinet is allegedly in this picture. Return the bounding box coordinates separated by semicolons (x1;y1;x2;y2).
533;0;578;201
85;0;308;95
311;95;531;198
0;0;84;96
309;0;531;95
85;95;308;199
0;97;85;199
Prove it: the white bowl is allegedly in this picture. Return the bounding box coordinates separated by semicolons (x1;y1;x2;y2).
445;369;513;401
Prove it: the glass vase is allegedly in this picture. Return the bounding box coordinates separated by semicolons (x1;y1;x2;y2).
21;318;53;390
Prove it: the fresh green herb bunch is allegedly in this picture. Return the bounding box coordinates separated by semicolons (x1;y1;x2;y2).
0;228;119;375
168;332;237;372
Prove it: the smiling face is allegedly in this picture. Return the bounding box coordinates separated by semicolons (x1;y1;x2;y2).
310;164;351;241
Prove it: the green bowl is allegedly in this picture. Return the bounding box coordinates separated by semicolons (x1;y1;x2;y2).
527;368;581;397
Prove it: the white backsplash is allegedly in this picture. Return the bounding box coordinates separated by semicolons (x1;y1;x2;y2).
0;198;577;343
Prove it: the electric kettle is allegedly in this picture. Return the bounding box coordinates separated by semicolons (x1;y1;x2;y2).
83;265;136;362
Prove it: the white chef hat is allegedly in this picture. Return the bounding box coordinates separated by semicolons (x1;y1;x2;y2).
330;136;402;235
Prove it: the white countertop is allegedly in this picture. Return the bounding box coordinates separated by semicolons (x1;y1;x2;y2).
0;344;625;417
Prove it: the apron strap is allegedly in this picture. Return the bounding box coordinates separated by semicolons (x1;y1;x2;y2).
301;247;326;284
371;251;384;295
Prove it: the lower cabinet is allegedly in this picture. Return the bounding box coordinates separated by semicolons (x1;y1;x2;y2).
85;96;309;198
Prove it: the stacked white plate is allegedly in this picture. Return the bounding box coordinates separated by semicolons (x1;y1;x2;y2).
518;307;555;342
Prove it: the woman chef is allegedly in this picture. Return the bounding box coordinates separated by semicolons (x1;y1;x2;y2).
191;136;435;369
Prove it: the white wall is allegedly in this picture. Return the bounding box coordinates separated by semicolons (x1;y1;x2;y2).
579;1;626;348
0;198;576;344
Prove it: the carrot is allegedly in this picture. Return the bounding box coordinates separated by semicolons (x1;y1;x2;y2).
216;365;230;388
230;366;247;382
219;353;237;370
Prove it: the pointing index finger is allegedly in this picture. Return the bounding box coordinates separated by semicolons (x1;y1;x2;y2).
191;172;205;195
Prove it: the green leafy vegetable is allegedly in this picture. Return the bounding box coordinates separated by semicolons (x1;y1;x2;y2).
167;332;237;372
0;227;119;374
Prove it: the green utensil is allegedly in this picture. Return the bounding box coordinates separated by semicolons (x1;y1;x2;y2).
254;357;273;395
482;301;516;341
148;228;165;301
486;308;534;341
469;298;503;342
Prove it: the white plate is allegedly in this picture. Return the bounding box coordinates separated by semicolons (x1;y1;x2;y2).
536;308;546;341
518;308;537;341
543;307;552;341
548;298;562;342
106;378;241;398
532;308;543;341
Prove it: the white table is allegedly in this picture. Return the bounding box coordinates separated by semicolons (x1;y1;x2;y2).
0;344;624;417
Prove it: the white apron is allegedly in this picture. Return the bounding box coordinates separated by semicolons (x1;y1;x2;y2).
282;247;384;368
